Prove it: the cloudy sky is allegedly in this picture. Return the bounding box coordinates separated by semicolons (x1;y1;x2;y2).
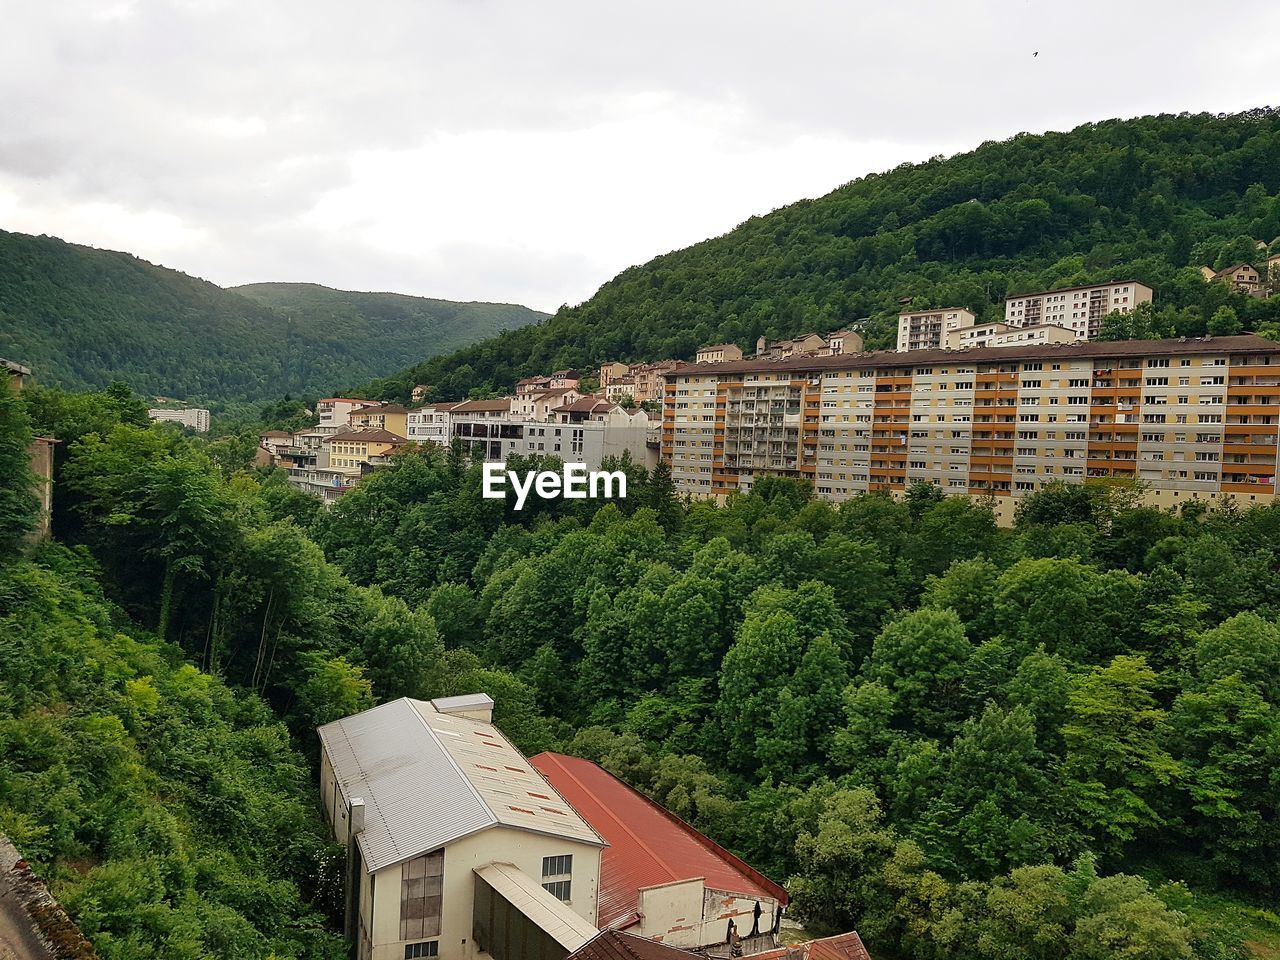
1;1;1277;313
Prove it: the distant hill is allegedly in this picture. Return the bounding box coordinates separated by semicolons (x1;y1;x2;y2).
0;230;546;402
366;108;1280;402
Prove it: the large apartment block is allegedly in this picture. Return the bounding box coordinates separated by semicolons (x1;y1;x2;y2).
1004;281;1153;339
896;308;976;352
662;335;1280;523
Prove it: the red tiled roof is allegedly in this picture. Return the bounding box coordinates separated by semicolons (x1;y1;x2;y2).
530;753;788;928
754;932;871;960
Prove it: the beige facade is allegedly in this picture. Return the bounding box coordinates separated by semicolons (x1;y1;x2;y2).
325;429;407;474
1210;263;1263;297
823;329;864;355
696;343;744;364
1004;281;1153;339
148;407;210;432
661;335;1280;522
349;403;410;437
896;308;977;352
319;697;605;960
944;322;1076;350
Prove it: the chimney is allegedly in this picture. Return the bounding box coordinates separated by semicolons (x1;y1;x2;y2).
349;797;366;837
431;693;495;724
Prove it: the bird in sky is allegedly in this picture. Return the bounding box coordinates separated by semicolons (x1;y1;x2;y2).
1033;51;1039;57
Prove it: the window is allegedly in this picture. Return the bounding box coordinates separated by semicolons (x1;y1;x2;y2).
406;943;439;959
543;855;573;901
401;851;444;941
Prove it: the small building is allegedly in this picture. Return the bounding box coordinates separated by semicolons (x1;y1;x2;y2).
943;321;1076;350
696;344;744;364
1210;262;1263;297
531;753;787;958
319;696;605;960
148;407;211;432
349;403;411;437
822;330;864;356
755;334;827;361
324;428;408;475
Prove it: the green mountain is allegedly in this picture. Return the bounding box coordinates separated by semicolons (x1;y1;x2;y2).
0;230;546;402
370;108;1280;402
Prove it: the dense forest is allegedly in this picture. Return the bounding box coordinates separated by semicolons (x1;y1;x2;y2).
366;109;1280;402
4;382;1280;959
0;231;545;402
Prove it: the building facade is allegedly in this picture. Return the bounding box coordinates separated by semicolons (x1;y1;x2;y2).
696;343;744;364
319;696;605;960
896;309;977;352
944;322;1076;351
662;335;1280;523
147;407;210;432
1004;281;1153;339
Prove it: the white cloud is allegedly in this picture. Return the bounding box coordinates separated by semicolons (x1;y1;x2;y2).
0;0;1278;311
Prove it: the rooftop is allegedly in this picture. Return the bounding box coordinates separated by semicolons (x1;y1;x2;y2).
318;699;603;874
325;428;408;444
663;334;1280;377
753;932;871;960
452;399;514;413
530;752;787;928
1004;279;1152;300
569;929;699;960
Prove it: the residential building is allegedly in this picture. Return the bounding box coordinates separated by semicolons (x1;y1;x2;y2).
755;334;827;361
517;371;581;394
823;329;865;355
1208;263;1264;297
660;334;1280;524
324;428;408;475
532;753;787;958
895;309;977;352
696;344;744;364
317;398;378;433
148;407;210;432
1004;281;1153;339
450;398;650;469
510;388;583;420
349;403;410;436
598;361;678;404
407;403;462;446
319;696;605;960
944;322;1076;351
3;358;32;391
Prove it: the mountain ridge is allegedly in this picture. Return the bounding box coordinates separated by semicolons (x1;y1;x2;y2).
0;229;546;403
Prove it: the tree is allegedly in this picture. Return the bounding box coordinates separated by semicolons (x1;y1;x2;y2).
1061;656;1180;854
296;654;374;728
0;386;39;554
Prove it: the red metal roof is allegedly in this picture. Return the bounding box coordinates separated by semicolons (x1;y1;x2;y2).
753;932;871;960
529;753;788;928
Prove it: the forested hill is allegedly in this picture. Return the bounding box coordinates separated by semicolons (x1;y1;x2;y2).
0;230;546;402
370;108;1280;401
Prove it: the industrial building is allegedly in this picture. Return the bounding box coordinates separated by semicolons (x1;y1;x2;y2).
318;698;813;960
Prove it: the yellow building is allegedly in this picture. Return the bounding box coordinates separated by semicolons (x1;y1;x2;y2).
324;428;408;474
662;334;1280;524
348;403;410;436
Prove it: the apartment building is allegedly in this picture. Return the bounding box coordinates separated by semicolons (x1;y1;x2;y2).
896;309;977;352
1004;281;1153;339
147;407;210;432
944;322;1076;351
317;398;378;433
598;361;677;403
824;329;865;355
661;335;1280;523
349;402;410;436
324;428;408;474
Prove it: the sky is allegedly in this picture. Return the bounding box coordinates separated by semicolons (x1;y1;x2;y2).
1;1;1278;314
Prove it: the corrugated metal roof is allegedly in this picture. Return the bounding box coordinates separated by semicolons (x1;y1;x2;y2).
752;932;872;960
569;929;699;960
530;753;788;928
317;699;601;874
475;862;599;951
432;693;495;713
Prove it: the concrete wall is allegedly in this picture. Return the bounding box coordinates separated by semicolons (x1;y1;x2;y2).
366;827;601;960
634;879;778;951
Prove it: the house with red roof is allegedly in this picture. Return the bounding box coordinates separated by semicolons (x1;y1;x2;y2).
531;753;788;957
